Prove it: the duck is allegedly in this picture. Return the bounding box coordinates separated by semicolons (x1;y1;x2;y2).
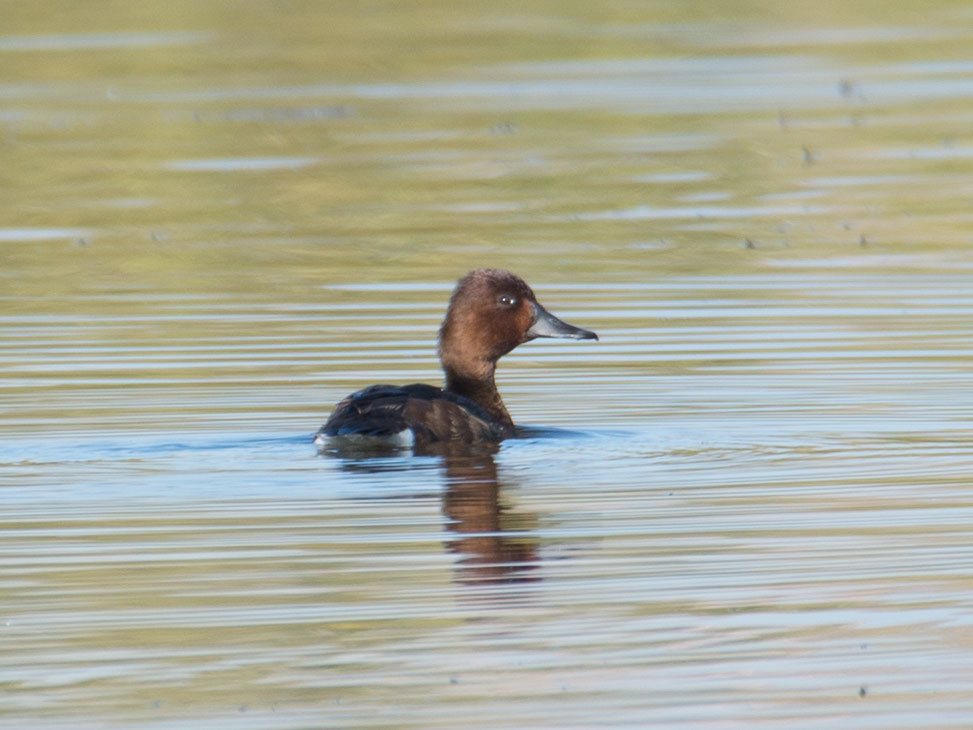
315;268;598;450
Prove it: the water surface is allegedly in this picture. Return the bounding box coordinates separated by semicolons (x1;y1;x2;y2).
4;2;973;728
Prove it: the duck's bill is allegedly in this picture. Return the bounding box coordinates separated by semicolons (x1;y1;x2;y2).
527;302;599;341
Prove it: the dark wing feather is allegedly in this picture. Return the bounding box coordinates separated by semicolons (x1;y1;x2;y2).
319;384;413;437
318;384;510;444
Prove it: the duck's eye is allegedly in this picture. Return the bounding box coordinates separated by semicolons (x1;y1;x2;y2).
498;294;517;308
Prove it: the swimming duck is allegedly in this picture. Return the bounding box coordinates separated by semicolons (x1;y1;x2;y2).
315;268;597;449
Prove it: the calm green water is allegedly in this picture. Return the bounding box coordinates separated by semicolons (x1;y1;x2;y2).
4;2;973;728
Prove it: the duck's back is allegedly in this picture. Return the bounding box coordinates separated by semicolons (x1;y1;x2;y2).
316;383;512;447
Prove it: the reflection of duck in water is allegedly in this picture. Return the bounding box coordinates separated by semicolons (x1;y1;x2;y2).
331;445;540;593
439;449;540;589
316;269;597;452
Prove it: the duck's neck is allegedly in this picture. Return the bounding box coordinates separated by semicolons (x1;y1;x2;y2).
444;366;513;427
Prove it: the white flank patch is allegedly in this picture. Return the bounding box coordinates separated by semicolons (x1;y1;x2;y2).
314;429;415;451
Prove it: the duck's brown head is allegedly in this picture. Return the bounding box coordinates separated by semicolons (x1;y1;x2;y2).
438;268;597;383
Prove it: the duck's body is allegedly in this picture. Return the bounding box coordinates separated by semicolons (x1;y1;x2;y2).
315;269;597;450
318;383;512;447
